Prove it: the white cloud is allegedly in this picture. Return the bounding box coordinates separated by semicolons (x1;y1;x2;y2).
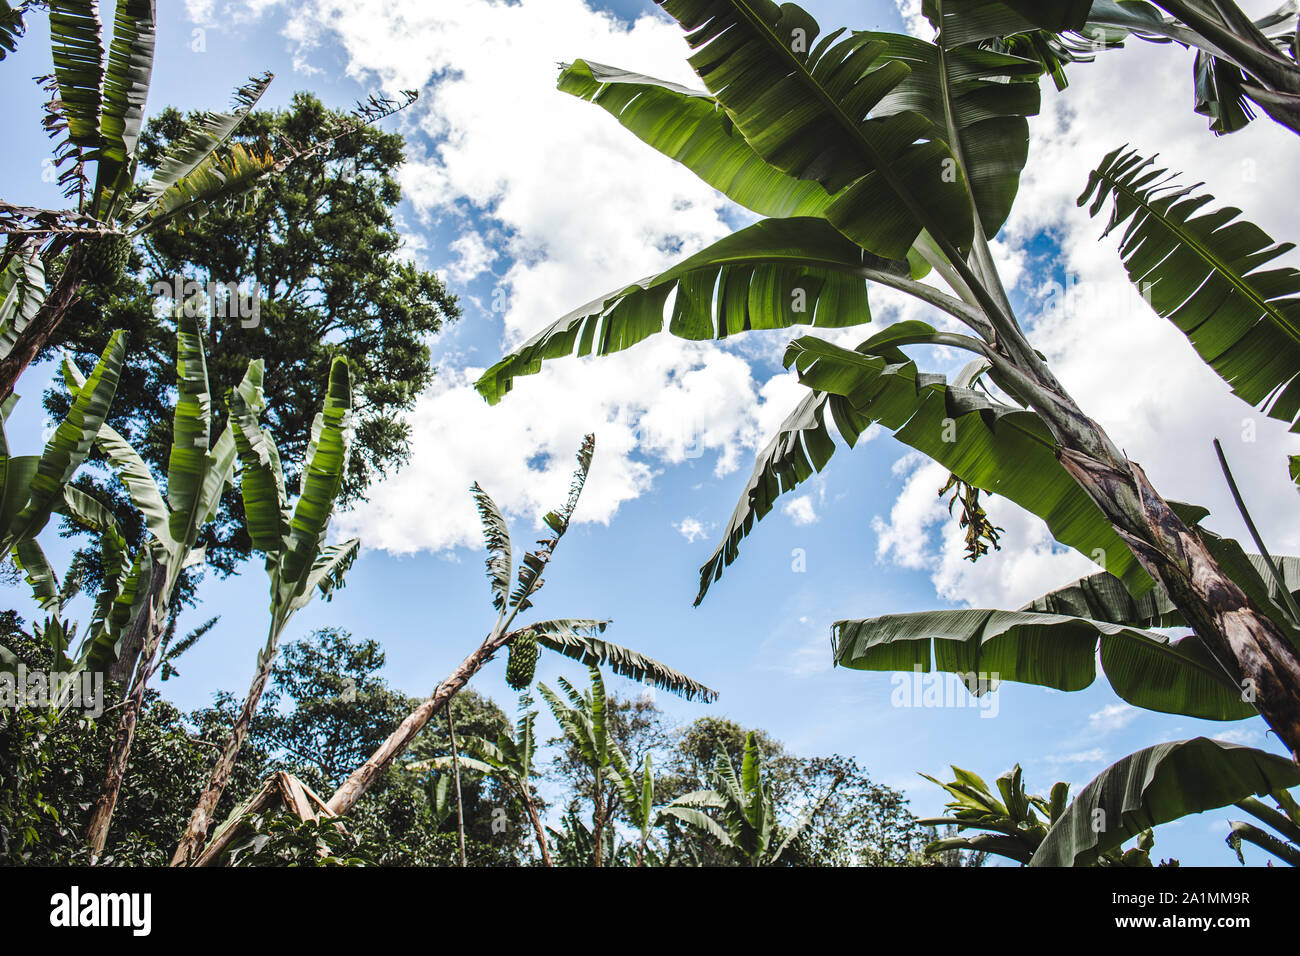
783;494;818;527
1089;703;1140;735
234;0;810;553
444;232;498;284
1044;748;1108;765
674;517;706;544
1213;727;1264;746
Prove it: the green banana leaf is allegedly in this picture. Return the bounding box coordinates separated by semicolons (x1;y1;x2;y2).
1079;146;1300;431
0;252;46;360
1031;737;1300;866
695;329;1148;604
558;59;835;220
475;217;880;403
48;0;105;150
526;618;718;701
659;0;974;259
228;359;291;553
280;357;352;601
1;331;124;550
94;0;155;208
128;71;273;223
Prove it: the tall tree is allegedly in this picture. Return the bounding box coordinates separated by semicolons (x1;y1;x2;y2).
44;92;459;578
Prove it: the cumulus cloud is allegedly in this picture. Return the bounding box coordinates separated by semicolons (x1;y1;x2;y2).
783;494;819;527
226;0;811;553
444;232;498;284
674;517;706;544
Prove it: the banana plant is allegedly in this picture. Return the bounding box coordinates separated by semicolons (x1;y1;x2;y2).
476;0;1300;761
608;748;662;867
920;763;1169;866
924;0;1300;138
408;692;554;866
322;436;716;822
659;731;828;867
0;1;37;60
0;0;272;397
538;667;619;867
1032;737;1300;865
83;309;239;862
171;357;359;866
1227;790;1300;866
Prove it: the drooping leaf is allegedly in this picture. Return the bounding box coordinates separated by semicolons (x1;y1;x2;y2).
833;606;1255;720
475;217;881;403
696;331;1148;603
1031;738;1300;866
96;423;173;550
291;538;359;612
1079;147;1300;429
558;59;835;219
5;330;125;549
526;618;718;702
0;252;46;361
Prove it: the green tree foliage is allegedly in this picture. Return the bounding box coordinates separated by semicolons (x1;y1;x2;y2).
43;92;459;578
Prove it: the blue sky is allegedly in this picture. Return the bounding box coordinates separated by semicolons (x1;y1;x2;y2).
5;0;1300;865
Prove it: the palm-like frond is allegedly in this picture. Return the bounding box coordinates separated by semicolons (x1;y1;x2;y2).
228;360;291;552
0;252;46;361
0;1;37;60
656;0;974;259
48;0;105;151
280;358;352;602
523;618;718;702
127;71;273;223
94;0;155;212
558;59;835;220
475;217;882;404
1;331;125;551
1079;146;1300;430
472;483;511;612
509;435;593;611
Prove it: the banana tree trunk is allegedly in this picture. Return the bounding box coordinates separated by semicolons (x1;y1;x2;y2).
171;621;282;866
325;630;511;817
0;250;81;401
520;790;553;866
83;569;168;862
1059;446;1300;756
591;785;605;867
1018;366;1300;758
